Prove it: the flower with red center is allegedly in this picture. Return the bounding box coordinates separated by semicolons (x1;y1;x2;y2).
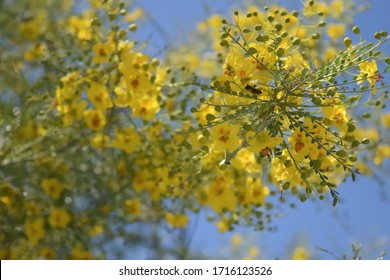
210;122;240;152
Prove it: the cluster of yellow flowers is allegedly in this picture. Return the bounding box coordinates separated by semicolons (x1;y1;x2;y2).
0;0;388;259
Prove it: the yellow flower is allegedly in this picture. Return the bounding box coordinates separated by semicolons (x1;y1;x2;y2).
116;160;127;177
374;145;390;165
210;122;240;152
247;130;284;154
216;218;230;233
68;14;92;41
291;246;310;260
323;47;338;61
125;8;145;22
24;43;47;61
327;24;345;39
41;178;64;200
288;130;311;159
382;113;390;128
131;96;160;121
239;177;270;206
17;119;46;139
358;60;379;94
247;246;260;259
83;109;106;131
165;212;189;228
48;208;71;229
231;149;261;173
323;105;349;132
331;0;344;18
111;128;140;154
40;247;56;259
92;41;115;64
25;218;45;245
19;12;47;40
91;133;110;149
57;100;88;127
70;246;93;260
124;198;141;217
86;82;113;111
231;234;242;246
114;86;132;107
206;175;237;213
89;224;104;237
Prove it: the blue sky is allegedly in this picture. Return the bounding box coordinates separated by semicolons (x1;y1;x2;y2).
135;0;390;259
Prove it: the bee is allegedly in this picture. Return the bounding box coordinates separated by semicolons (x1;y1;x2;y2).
245;84;262;95
375;75;384;82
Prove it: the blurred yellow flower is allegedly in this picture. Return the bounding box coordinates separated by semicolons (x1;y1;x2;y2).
111;128;140;154
165;212;189;228
41;178;64;200
83;109;106;131
92;42;115;64
48;208;71;229
71;245;93;260
327;24;345;39
231;234;242;246
291;246;310;260
358;60;379;94
210;122;240;152
86;82;113;111
25;218;45;244
382;113;390;128
124;198;141;217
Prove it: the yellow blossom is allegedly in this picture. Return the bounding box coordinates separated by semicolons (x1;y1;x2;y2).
124;198;141;217
291;246;310;260
25;218;45;244
41;178;64;200
111;128;140;154
216;218;230;233
323;105;349;132
70;246;93;260
89;224;104;237
58;100;88;127
17;119;46;139
231;234;242;246
114;86;132;107
125;8;145;22
205;175;237;213
210;122;240;152
382;113;390;128
68;14;92;41
91;133;110;149
48;208;71;229
83;109;106;131
40;247;56;259
131;96;160;121
24;43;47;61
358;60;379;93
19;12;47;40
239;177;270;206
247;130;284;154
116;160;127;177
165;212;189;228
92;41;115;64
86;82;113;111
246;246;260;259
374;145;390;165
327;24;346;39
331;0;344;18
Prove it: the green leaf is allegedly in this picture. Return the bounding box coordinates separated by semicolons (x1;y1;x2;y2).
247;47;258;55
